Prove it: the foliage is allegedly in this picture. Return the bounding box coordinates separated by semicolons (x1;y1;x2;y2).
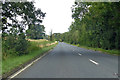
58;2;120;51
53;33;62;41
26;24;45;39
2;40;57;74
2;2;46;59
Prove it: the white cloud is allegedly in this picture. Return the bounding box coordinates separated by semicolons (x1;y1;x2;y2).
33;0;75;35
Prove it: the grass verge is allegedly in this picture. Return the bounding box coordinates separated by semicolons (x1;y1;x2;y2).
65;42;119;56
2;41;57;75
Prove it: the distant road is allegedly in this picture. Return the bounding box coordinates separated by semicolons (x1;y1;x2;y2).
15;42;118;78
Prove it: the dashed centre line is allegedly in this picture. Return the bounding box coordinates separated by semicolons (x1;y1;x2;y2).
89;59;99;65
78;53;82;56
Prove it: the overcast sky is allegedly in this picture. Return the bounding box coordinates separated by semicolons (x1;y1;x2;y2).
33;0;75;35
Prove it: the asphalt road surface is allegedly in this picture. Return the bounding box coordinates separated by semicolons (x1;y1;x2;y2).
15;42;118;78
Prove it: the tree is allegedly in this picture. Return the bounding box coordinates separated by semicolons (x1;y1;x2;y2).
2;2;46;58
26;24;45;39
57;2;120;50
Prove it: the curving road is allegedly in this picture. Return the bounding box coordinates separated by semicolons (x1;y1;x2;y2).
15;42;118;78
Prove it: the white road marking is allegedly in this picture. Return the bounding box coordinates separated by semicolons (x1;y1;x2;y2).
89;59;99;65
9;50;52;79
10;62;33;79
78;53;82;56
114;73;119;76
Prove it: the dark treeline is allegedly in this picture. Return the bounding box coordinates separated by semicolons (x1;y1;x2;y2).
2;2;46;59
26;24;45;39
57;2;120;50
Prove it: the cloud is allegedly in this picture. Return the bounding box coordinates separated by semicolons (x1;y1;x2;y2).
34;0;75;35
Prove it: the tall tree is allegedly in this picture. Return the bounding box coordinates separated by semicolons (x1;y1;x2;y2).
2;2;46;57
58;2;120;50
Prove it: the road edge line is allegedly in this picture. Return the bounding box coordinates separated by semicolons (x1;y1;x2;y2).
8;49;53;79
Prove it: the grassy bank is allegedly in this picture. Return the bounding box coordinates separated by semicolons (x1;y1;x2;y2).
2;40;57;75
66;42;119;56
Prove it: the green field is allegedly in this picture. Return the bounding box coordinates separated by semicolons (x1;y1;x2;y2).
2;40;57;75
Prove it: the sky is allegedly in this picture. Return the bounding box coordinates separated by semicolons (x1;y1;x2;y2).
33;0;75;35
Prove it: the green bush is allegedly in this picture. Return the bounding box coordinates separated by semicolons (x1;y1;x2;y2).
2;33;30;59
15;34;29;56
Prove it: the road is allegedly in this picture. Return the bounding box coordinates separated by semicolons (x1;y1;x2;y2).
15;42;118;78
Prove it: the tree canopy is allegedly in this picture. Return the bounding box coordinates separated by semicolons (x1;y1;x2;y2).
58;2;120;50
2;2;46;58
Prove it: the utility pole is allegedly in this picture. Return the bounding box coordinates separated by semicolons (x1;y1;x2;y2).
50;29;53;41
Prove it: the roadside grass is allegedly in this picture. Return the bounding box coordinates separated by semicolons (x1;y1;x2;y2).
29;39;54;45
2;40;57;75
27;39;48;42
30;40;54;47
79;45;119;55
66;42;119;56
28;40;54;52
